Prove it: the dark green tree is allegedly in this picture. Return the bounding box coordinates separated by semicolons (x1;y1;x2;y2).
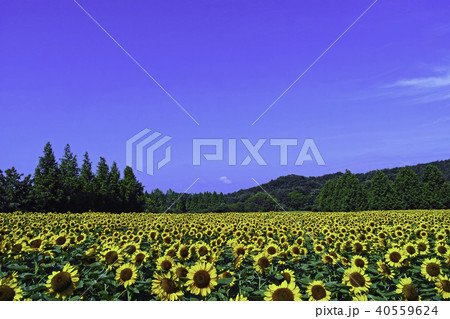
333;170;368;212
79;152;95;212
421;164;445;209
94;157;109;211
288;191;307;210
368;170;394;210
441;182;450;209
393;167;423;209
0;167;32;212
106;161;122;212
244;192;277;212
31;142;63;212
59;144;80;212
120;166;144;212
316;179;338;212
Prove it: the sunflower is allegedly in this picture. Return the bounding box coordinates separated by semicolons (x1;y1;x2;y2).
230;293;248;301
45;263;79;299
396;277;420;301
196;243;210;259
279;269;296;284
416;239;429;255
173;263;189;280
435;243;449;257
151;272;184;301
156;256;175;272
342;267;372;294
52;234;70;248
177;244;191;261
232;244;248;259
314;244;325;254
421;258;442;282
186;262;218;297
219;270;235;286
307;281;331;301
101;245;123;269
322;253;336;265
0;276;23;301
351;255;368;270
27;236;46;252
264;280;302;301
265;242;280;257
352;241;365;254
376;260;395;279
253;252;273;274
435;275;450;299
115;263;138;287
403;242;418;258
132;250;149;266
385;248;405;268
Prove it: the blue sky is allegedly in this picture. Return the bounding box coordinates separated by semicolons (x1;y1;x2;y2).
1;0;450;193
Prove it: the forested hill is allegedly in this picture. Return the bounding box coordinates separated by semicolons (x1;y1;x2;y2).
225;158;450;207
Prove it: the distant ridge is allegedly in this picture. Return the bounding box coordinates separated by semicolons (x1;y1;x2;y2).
225;158;450;204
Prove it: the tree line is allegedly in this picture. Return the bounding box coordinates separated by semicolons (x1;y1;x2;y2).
1;143;449;213
315;165;450;211
0;143;145;213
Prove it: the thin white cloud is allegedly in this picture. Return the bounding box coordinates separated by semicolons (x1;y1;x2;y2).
391;73;450;89
384;69;450;103
219;176;232;184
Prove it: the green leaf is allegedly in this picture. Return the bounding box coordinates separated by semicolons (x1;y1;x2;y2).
217;277;234;285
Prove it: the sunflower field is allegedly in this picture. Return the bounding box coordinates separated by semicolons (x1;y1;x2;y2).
1;210;450;301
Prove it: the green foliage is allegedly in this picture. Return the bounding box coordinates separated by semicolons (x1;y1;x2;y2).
244;192;277;212
31;142;63;212
368;170;394;210
0;167;32;212
393;167;423;209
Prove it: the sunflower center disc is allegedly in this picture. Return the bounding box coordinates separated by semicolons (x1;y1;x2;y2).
389;252;401;263
349;272;366;288
438;246;447;254
161;278;177;294
311;285;327;300
258;257;270;268
282;273;291;283
51;272;73;293
180;248;189;258
135;253;145;263
120;268;133;281
406;246;416;254
441;280;450;292
176;267;188;278
105;251;118;265
30;239;42;248
355;259;365;268
161;260;172;271
273;288;294;301
403;284;419;301
198;247;208;256
236;248;245;256
193;270;211;288
56;237;66;245
267;247;276;255
0;285;16;301
426;263;440;277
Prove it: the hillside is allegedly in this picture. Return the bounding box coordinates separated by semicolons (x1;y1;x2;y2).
225;158;450;206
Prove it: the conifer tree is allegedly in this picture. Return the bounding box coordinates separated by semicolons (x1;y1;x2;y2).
368;170;394;210
59;144;80;212
31;142;63;212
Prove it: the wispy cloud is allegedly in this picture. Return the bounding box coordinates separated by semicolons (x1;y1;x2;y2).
390;73;450;89
384;69;450;103
219;176;232;184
